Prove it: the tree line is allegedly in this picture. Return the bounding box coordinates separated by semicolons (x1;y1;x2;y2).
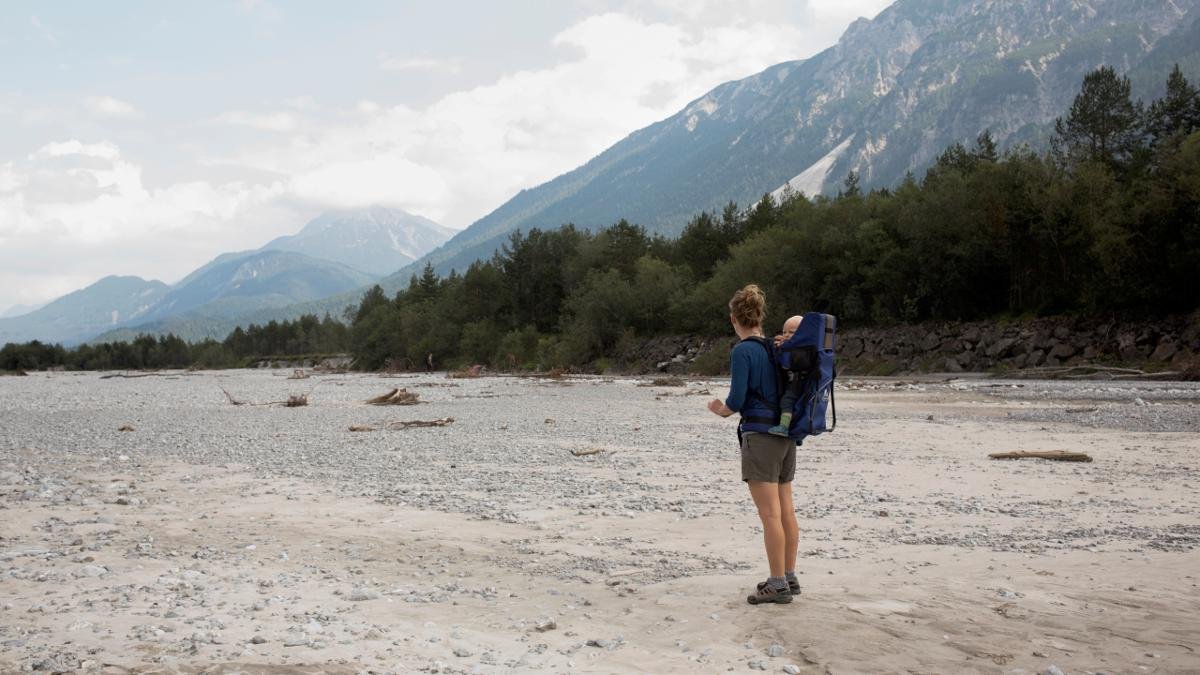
3;65;1198;373
0;314;348;371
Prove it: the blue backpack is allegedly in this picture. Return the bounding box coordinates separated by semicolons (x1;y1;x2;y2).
776;312;837;443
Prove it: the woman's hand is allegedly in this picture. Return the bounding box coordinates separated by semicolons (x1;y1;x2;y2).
708;398;734;417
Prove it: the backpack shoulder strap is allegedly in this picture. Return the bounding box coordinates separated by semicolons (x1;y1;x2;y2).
738;336;783;408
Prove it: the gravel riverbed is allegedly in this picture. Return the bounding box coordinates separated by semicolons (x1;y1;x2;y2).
1;370;1198;673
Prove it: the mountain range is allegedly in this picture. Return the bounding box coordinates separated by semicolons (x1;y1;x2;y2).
396;0;1200;280
0;207;452;346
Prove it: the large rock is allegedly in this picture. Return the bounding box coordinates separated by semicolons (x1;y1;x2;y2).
986;337;1016;358
1150;341;1178;362
1048;343;1076;360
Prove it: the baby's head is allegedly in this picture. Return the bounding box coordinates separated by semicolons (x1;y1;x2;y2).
780;315;803;341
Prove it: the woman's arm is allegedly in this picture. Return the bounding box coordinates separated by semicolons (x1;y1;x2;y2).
709;344;748;418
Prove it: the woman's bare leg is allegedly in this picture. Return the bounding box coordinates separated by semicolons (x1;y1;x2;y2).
747;480;785;577
777;481;799;572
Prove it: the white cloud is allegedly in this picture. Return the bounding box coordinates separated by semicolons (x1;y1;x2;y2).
378;55;463;74
31;139;121;161
3;140;286;245
289;156;451;216
84;95;143;120
213;110;300;132
218;12;811;230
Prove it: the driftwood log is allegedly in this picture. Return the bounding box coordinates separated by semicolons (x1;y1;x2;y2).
570;448;605;457
366;388;420;405
988;450;1093;462
387;417;454;429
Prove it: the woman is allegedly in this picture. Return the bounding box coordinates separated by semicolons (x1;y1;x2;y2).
707;284;800;605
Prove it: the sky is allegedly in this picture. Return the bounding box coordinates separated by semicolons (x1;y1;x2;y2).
0;0;892;313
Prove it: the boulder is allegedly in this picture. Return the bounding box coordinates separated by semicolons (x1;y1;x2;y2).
1150;341;1178;362
844;338;865;358
1048;343;1076;360
986;337;1016;358
920;332;941;352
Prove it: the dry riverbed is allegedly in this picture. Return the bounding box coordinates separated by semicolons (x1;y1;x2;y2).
1;370;1198;674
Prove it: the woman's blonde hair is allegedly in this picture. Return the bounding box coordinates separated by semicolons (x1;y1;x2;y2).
728;284;765;329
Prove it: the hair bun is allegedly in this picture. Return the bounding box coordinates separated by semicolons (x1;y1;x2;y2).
728;283;766;329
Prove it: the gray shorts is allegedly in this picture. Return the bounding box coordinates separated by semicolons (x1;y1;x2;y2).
740;432;796;483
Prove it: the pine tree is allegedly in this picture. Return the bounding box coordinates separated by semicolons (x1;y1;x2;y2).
842;170;861;197
1146;64;1200;146
1053;66;1143;165
974;129;998;162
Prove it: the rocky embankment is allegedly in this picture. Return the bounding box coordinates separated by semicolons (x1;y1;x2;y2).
641;313;1200;377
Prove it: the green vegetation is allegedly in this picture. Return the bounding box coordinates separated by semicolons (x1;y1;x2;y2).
0;314;347;371
4;66;1199;373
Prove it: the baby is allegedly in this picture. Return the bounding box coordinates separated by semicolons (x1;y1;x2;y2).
769;315;804;437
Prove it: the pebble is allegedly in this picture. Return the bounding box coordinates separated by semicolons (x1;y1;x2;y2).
767;644;784;657
453;647;472;657
283;637;309;647
783;666;802;674
535;617;557;632
587;638;613;649
74;564;107;578
348;587;380;601
1042;666;1065;675
748;659;768;670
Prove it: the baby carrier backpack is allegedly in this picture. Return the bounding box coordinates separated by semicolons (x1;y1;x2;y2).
777;312;837;443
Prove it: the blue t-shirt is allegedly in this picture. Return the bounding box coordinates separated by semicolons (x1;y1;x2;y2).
725;339;780;413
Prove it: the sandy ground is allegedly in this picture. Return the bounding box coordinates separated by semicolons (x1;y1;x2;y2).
1;371;1198;674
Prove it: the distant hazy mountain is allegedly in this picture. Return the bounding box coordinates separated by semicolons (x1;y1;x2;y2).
0;276;168;346
89;251;374;343
0;302;45;319
4;205;450;346
398;0;1200;280
261;206;454;276
135;250;375;323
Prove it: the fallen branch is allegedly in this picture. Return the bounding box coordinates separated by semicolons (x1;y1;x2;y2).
366;388;420;405
447;365;485;379
387;417;454;429
988;450;1093;462
348;424;375;432
570;447;605;457
221;386;312;407
100;372;169;379
637;376;685;387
